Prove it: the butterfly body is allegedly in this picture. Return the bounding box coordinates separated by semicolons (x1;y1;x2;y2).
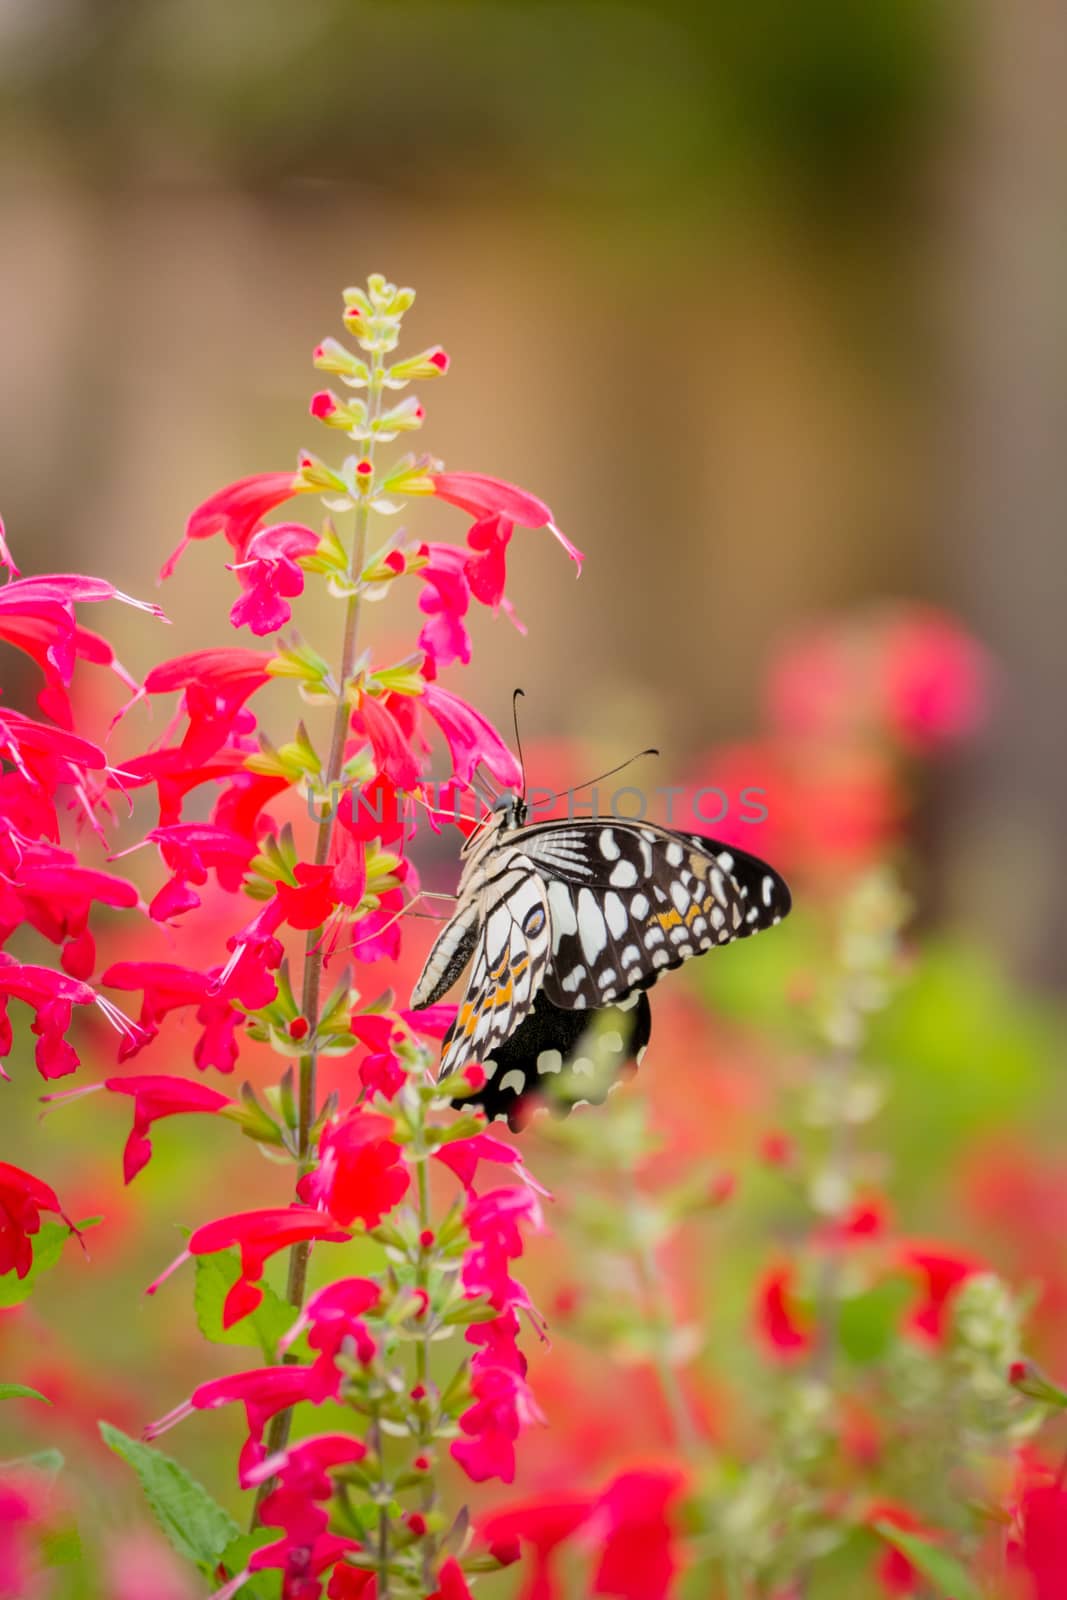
411;792;791;1128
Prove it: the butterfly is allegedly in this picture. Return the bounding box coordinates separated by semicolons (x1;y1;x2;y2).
409;784;791;1130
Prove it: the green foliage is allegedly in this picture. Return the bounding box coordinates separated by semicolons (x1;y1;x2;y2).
99;1422;239;1574
0;1217;101;1309
872;1521;983;1600
0;1382;49;1403
194;1251;296;1358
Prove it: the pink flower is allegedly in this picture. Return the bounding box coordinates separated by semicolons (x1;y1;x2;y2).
416;544;474;668
0;1161;77;1279
141;648;273;764
146;1365;336;1483
161;470;314;579
0;958;98;1080
427;472;583;573
451;1364;545;1485
148;1208;350;1328
102;961;247;1073
103;1074;233;1183
0;842;138;979
418;683;523;790
0;611;135;730
767;608;988;754
433;1132;548;1197
229;522;319;636
282;1278;382;1385
298;1112;410;1229
146;822;257;922
880;611;988;751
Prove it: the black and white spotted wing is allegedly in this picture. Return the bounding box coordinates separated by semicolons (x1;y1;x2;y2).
518;822;791;1010
445;986;653;1131
434;863;552;1082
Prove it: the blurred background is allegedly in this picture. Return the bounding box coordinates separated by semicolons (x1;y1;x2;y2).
3;3;1067;1595
2;0;1066;986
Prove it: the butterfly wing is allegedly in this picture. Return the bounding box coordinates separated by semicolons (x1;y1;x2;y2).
519;822;791;1009
447;986;653;1131
436;858;552;1081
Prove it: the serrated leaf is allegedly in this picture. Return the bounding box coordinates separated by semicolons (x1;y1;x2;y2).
0;1383;49;1403
99;1422;238;1571
0;1216;100;1309
219;1532;281;1597
194;1252;296;1358
873;1522;982;1600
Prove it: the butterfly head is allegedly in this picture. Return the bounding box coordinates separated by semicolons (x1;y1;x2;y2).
461;786;527;857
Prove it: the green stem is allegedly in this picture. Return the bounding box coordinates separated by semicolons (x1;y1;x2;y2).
414;1153;437;1590
252;369;386;1522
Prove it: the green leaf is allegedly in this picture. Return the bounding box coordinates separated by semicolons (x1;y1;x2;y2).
873;1522;982;1600
219;1533;281;1597
194;1252;295;1357
0;1217;101;1309
838;1277;912;1365
99;1422;239;1572
0;1383;49;1403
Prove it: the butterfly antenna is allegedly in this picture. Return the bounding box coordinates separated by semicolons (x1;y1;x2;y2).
571;747;659;794
512;688;527;802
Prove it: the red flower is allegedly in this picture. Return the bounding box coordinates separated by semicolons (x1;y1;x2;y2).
276;864;337;932
755;1265;813;1359
0;1161;77;1279
480;1467;685;1600
161;470;314;579
481;1494;594;1600
146;1364;336;1484
229;522;319;636
1011;1468;1067;1599
589;1467;686;1600
451;1364;545;1485
868;1503;930;1597
898;1242;983;1343
298;1112;410;1229
103;1074;233;1183
427;1558;473;1600
148;1208;350;1328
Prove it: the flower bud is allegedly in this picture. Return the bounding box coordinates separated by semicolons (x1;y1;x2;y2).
1008;1357;1067;1409
312;338;369;385
388;347;450;384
